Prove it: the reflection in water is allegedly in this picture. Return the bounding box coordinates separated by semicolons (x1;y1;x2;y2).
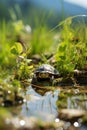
67;94;87;110
20;85;87;130
21;86;59;121
80;126;87;130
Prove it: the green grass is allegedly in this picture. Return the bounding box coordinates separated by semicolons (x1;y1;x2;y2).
30;25;55;55
0;20;15;68
55;15;87;75
0;15;87;75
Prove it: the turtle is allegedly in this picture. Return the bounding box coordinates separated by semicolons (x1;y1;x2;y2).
31;64;61;86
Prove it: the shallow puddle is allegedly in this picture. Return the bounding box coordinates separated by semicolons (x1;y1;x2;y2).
21;86;59;121
8;85;87;130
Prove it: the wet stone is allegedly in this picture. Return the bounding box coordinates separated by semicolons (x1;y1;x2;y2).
58;109;86;124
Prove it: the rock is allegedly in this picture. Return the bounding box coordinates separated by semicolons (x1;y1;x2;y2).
58;109;86;123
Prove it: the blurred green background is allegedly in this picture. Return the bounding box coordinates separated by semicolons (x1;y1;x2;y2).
1;0;87;28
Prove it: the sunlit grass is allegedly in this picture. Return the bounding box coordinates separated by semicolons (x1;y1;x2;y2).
0;14;87;80
0;20;15;67
30;25;55;55
55;15;87;75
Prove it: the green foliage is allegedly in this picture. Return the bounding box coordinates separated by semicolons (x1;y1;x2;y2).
15;59;33;80
12;20;24;34
11;42;33;80
55;15;87;75
55;41;76;75
0;14;87;84
9;4;23;21
11;42;23;55
0;20;15;67
0;19;30;68
30;26;54;55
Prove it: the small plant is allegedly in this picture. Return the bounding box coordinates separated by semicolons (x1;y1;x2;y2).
55;15;87;76
11;42;33;81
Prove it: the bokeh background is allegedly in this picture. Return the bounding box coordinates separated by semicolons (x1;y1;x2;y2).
0;0;87;28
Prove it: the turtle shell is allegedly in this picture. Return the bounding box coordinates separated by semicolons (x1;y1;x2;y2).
34;64;60;78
